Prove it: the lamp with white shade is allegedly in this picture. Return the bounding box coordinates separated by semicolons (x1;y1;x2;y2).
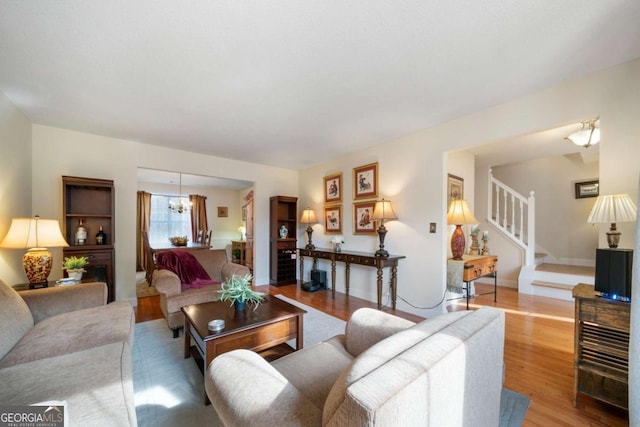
0;216;69;287
587;193;637;248
372;199;398;257
299;208;318;249
447;199;479;260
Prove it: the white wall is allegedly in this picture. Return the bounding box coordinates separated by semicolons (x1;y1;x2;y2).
0;91;32;285
30;125;298;303
299;58;640;317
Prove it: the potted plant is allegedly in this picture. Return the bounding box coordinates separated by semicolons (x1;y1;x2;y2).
62;256;89;282
218;274;264;311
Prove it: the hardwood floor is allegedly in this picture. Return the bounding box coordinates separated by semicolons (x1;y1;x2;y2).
135;282;629;426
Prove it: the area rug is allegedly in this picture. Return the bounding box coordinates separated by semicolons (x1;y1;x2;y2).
133;298;529;426
500;387;531;427
135;271;159;298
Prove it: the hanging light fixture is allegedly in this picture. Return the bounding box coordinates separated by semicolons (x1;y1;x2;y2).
168;173;189;214
565;118;600;148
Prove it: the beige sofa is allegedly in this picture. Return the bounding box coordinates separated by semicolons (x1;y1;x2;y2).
0;279;136;427
152;248;250;337
206;306;505;427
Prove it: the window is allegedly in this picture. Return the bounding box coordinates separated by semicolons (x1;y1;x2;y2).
148;195;191;244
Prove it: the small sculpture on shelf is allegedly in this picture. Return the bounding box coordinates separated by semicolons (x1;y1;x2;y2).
468;225;480;255
330;235;344;252
481;230;490;255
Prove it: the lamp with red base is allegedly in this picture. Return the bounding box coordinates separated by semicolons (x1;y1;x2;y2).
447;199;479;260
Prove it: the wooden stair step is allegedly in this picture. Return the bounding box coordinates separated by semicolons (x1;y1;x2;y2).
535;263;594;276
531;280;575;291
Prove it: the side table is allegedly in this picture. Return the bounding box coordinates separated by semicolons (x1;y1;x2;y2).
447;255;498;309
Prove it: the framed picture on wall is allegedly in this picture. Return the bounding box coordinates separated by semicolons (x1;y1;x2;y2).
218;206;228;217
324;205;342;234
324;172;342;204
353;201;378;235
575;180;599;199
447;174;464;209
353;162;378;200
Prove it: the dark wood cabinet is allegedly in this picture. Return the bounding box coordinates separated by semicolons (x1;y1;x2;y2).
62;176;115;302
573;283;629;410
270;196;297;286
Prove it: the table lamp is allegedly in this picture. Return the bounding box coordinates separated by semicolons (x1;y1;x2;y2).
299;208;318;249
372;199;398;257
237;225;246;241
447;199;479;260
0;216;69;287
587;193;637;248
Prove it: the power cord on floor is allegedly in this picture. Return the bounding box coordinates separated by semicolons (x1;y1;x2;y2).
380;285;449;310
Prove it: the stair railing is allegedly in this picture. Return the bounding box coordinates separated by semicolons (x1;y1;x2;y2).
487;168;536;266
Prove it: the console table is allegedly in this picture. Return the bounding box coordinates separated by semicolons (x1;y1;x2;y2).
298;248;405;310
447;255;498;310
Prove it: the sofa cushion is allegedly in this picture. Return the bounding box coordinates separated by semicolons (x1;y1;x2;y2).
165;285;222;314
192;249;228;282
0;341;137;427
0;280;34;360
272;335;353;410
323;310;472;422
0;300;134;368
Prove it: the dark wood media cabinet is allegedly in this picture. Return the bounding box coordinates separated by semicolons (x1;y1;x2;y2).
573;283;629;410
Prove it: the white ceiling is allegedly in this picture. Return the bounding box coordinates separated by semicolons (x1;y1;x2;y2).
1;1;639;170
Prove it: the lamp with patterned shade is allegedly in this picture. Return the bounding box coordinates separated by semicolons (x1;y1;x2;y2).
447;199;479;260
299;208;318;249
587;193;637;248
0;216;69;287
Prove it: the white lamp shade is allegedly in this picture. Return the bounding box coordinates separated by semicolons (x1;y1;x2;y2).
588;194;637;224
372;200;398;221
0;217;69;249
300;208;318;224
447;199;479;225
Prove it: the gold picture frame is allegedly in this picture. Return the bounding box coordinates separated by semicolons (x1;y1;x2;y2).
353;162;378;200
353;201;378;235
324;205;342;234
324;172;342;204
217;206;228;217
447;174;464;209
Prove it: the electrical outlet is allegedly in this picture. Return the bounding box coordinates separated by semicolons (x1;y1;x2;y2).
429;222;437;233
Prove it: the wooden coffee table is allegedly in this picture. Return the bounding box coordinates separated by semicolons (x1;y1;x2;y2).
182;295;306;404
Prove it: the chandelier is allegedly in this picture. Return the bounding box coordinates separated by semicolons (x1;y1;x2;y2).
565;118;600;148
168;173;190;214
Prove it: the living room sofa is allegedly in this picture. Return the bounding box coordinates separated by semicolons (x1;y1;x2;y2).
0;279;136;426
152;248;250;337
206;306;505;427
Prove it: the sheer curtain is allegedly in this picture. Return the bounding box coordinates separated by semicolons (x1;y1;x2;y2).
189;194;209;242
136;191;152;271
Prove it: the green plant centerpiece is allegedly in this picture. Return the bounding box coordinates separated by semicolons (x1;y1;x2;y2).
218;274;264;311
62;256;89;282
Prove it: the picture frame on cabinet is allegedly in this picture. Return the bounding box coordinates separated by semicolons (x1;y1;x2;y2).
324;205;342;234
324;172;342;204
353;162;378;200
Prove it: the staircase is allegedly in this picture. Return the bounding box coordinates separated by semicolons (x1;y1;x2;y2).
487;169;593;300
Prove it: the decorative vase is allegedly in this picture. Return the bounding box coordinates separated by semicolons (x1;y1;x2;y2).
67;269;84;282
234;300;246;311
334;243;342;252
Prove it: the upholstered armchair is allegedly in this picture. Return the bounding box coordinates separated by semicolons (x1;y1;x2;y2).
152;248;250;337
205;307;505;427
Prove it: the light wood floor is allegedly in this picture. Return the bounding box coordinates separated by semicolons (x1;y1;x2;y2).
135;282;628;426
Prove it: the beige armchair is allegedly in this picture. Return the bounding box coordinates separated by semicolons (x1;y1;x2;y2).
152;248;250;337
206;307;505;427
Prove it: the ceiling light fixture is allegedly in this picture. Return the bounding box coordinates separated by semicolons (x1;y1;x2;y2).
565;118;600;148
168;173;189;214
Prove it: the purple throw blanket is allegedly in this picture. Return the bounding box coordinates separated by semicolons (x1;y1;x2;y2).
156;250;220;291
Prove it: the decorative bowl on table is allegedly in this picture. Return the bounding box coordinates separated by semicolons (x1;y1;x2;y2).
169;236;189;246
